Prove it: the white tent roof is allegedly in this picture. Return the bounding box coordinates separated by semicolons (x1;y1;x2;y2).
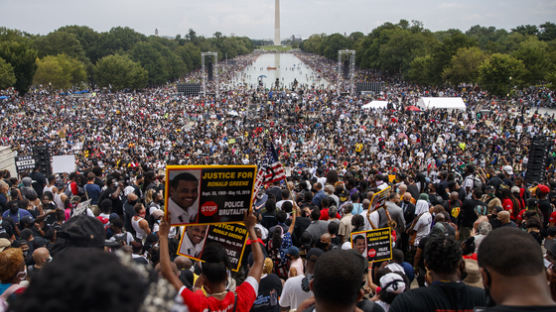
362;100;388;109
417;97;466;110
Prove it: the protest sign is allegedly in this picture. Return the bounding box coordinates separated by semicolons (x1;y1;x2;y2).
351;227;393;263
52;155;76;174
15;156;35;173
369;186;391;210
177;222;248;272
165;165;257;226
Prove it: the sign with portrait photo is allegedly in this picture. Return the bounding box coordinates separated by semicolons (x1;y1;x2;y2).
177;223;249;272
351;227;392;263
369;186;391;210
164;165;257;226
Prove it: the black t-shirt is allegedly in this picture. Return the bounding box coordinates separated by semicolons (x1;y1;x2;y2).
483;305;556;312
389;282;486;312
460;199;485;228
538;199;551;226
251;273;282;312
357;299;386;312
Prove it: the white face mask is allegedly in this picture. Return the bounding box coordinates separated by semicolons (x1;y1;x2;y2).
17;267;27;281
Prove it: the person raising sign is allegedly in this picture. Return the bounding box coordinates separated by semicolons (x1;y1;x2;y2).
159;211;263;312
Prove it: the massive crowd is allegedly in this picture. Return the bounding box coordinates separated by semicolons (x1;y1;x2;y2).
0;51;556;312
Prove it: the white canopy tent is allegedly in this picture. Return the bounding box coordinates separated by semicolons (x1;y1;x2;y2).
362;100;388;109
417;97;466;110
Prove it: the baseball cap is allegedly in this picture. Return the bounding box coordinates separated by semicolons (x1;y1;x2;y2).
124;186;135;197
502;165;513;175
286;246;299;257
549;211;556;224
341;241;352;250
0;238;11;252
379;272;406;294
537;184;550;195
463;259;483;288
152;209;164;219
57;215;105;249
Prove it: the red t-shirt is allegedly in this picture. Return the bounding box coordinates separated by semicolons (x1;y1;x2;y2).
502;198;514;219
179;277;257;312
319;208;330;221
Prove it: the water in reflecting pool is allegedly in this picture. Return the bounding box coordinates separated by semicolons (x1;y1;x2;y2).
229;53;330;89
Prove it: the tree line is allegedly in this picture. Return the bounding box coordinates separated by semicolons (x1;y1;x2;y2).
0;26;254;93
300;20;556;96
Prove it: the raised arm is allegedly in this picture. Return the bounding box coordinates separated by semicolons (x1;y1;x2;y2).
246;211;264;283
287;203;297;234
159;216;184;291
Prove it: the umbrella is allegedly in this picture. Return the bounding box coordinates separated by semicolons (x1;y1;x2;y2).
406;105;421;112
0;96;8;100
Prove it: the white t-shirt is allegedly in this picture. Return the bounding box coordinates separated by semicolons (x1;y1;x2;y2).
279;274;312;311
414;212;432;246
359;210;379;231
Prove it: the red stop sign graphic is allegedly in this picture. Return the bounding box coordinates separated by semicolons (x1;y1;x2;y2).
200;201;218;217
367;248;376;258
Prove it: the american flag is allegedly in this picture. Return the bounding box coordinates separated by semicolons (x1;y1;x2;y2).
252;142;285;201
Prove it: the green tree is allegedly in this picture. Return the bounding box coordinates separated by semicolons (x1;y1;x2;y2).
513;36;551;84
466;25;509;53
0;40;38;94
33;54;87;89
56;25;101;62
33;30;86;61
430;29;476;85
321;33;351;60
33;55;67;89
442;47;487;85
407;55;436;85
175;42;201;70
378;29;429;75
0;57;16;89
547;70;556;90
512;25;539;36
129;40;169;85
538;22;556;41
478;53;526;96
301;34;325;54
94;54;147;91
96;27;146;60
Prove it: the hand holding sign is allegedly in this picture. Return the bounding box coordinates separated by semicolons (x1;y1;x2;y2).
244;210;257;231
159;213;170;237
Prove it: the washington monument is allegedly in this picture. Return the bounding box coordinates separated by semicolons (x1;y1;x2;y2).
274;0;280;45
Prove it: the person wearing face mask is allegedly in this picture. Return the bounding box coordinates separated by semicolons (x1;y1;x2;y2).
2;201;32;226
390;234;486;312
478;227;556;311
131;203;151;242
123;193;138;235
27;247;51;280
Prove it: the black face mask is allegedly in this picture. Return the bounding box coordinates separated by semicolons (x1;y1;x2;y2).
315;241;329;251
483;269;496;307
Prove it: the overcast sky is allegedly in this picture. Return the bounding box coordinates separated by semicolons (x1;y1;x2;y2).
1;0;555;39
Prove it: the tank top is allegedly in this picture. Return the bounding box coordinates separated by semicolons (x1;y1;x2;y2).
132;216;147;240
